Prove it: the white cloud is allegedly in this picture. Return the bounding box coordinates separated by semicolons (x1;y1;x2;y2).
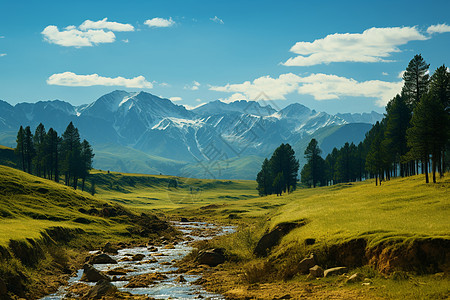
283;26;428;66
382;72;388;76
47;72;153;88
79;18;134;32
169;96;182;101
0;36;4;38
210;16;224;24
144;17;175;28
122;39;129;43
222;93;248;103
159;82;170;87
398;70;405;79
185;81;200;90
427;23;450;34
42;25;116;47
0;53;6;57
210;73;402;107
42;18;134;47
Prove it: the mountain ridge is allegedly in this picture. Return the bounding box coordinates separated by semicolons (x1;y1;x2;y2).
0;90;383;179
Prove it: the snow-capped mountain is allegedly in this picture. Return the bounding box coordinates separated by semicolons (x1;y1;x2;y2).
0;91;383;178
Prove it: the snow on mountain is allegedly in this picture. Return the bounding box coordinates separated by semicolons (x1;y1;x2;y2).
193;99;277;116
0;91;379;168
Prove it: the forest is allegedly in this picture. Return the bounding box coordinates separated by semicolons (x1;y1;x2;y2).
15;121;94;191
258;54;449;195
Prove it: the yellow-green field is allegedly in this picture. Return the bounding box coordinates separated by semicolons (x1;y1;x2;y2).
268;175;449;247
90;169;258;212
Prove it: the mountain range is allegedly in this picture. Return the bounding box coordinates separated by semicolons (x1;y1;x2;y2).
0;91;382;179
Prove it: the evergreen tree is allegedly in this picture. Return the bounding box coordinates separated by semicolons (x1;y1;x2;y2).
33;123;47;177
80;139;95;191
429;65;450;175
269;143;299;194
406;93;438;183
24;126;35;174
15;126;26;172
402;54;430;110
302;139;323;187
256;158;272;196
365;122;385;185
272;172;284;196
255;143;299;196
384;94;411;177
325;148;339;185
61;122;81;188
45;128;60;182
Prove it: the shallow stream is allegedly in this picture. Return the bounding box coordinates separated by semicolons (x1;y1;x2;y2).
41;221;234;300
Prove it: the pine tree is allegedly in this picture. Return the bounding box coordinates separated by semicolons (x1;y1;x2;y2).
15;126;26;172
302;139;323;187
429;65;450;176
402;54;430;110
269;143;299;194
61;122;81;188
256;158;272;196
80;139;95;192
272;172;284;196
24;126;35;174
365;122;386;185
45;128;60;182
33;123;47;177
406;93;439;183
384;94;411;177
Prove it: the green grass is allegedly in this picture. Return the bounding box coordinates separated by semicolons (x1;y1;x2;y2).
267;175;449;247
0;166;165;247
90;169;259;214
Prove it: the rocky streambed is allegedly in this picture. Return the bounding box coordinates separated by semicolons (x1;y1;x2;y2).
41;221;234;300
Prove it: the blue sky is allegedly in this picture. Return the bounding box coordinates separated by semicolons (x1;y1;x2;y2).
0;0;449;113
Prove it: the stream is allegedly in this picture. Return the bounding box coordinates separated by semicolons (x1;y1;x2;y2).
41;221;234;300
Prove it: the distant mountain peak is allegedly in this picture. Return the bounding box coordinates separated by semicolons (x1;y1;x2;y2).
193;99;277;116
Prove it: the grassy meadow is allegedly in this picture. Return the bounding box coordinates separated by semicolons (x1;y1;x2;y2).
0;159;449;299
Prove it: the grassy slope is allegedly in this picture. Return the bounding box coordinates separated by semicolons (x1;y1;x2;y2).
269;175;449;247
183;174;449;300
0;166;169;247
90;169;258;213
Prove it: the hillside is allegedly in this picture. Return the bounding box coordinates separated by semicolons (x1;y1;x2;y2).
0;145;16;168
0;165;174;299
88;169;258;211
180;174;450;299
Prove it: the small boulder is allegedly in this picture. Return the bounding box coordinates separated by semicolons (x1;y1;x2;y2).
298;254;316;274
180;217;190;222
346;273;364;284
147;246;158;252
175;275;187;283
106;267;133;276
196;248;226;267
124;273;168;288
309;265;324;277
82;279;117;299
81;264;110;282
89;253;117;264
102;242;118;255
324;267;348;277
131;254;145;261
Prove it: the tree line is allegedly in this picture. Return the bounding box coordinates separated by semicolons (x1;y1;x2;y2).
301;54;449;186
256;143;299;196
257;54;449;191
15;122;94;191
